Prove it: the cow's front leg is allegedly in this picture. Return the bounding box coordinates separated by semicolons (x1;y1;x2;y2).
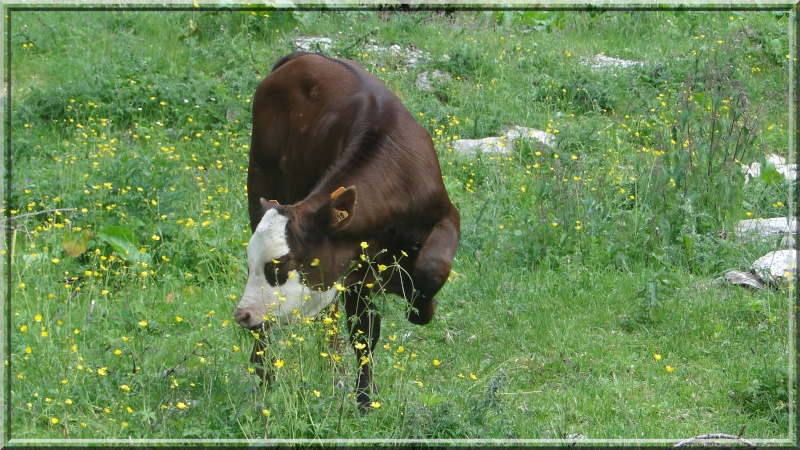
342;291;381;411
249;333;275;385
407;211;460;325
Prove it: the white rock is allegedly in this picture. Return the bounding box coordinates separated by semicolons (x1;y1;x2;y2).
586;54;643;70
723;270;766;290
742;154;797;183
294;37;332;52
449;137;512;155
734;217;797;238
751;249;797;283
415;70;451;92
502;126;557;149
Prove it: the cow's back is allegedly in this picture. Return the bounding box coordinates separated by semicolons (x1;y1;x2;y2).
247;52;451;234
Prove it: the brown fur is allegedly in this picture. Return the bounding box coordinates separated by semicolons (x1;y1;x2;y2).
242;52;460;410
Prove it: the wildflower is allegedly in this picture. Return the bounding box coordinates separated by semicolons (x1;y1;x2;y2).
312;390;321;397
50;417;59;425
275;359;285;368
139;321;148;327
361;241;369;249
433;359;441;367
654;354;662;361
370;401;381;409
666;365;675;373
34;314;42;322
120;384;131;391
470;372;478;381
310;258;320;267
97;367;108;376
262;409;270;417
176;402;187;410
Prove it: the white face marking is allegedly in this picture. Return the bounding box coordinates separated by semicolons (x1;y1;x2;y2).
237;209;337;328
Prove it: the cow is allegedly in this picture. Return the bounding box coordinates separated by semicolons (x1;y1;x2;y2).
233;52;460;410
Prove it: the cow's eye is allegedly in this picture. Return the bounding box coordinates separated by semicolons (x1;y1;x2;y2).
264;256;291;285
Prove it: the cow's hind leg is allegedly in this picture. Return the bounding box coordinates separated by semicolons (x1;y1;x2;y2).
342;292;381;412
407;213;460;325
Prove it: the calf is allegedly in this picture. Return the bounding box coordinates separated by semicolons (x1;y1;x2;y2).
234;52;460;410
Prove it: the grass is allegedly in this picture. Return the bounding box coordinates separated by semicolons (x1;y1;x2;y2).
4;6;795;443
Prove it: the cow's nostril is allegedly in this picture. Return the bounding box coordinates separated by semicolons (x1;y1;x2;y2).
234;308;251;326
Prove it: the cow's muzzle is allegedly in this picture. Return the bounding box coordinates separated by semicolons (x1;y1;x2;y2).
233;306;271;331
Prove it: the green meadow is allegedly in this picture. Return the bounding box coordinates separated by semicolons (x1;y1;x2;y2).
4;7;795;443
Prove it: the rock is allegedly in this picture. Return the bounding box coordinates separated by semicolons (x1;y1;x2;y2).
734;217;797;238
751;249;797;284
723;270;766;290
294;37;332;52
415;70;451;92
742;154;797;183
502;126;557;149
364;42;430;67
585;54;643;70
450;137;511;155
449;126;557;155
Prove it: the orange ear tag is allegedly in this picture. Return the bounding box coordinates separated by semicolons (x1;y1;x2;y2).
330;187;348;223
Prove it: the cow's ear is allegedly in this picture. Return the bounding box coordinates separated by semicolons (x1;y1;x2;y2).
330;186;356;228
259;197;280;215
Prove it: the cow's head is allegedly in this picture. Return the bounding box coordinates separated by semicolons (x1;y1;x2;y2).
234;186;358;330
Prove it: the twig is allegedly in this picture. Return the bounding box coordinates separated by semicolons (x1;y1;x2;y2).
1;208;77;224
673;433;757;448
161;339;211;379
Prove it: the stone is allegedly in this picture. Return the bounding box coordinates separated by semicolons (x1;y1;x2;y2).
751;249;797;284
415;70;451;92
734;217;797;238
294;37;332;52
502;126;557;149
722;270;766;290
742;154;797;184
585;54;643;70
449;137;511;155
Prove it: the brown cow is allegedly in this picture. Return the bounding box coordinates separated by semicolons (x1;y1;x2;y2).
234;52;460;410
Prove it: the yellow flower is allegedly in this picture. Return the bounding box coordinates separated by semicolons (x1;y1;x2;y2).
262;409;270;417
310;258;320;267
176;402;187;409
469;372;478;381
433;359;441;367
654;354;662;361
34;314;42;322
97;367;108;376
360;241;369;249
370;401;381;409
312;390;320;397
50;417;59;425
138;321;148;327
275;359;285;368
666;365;675;373
120;384;131;391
